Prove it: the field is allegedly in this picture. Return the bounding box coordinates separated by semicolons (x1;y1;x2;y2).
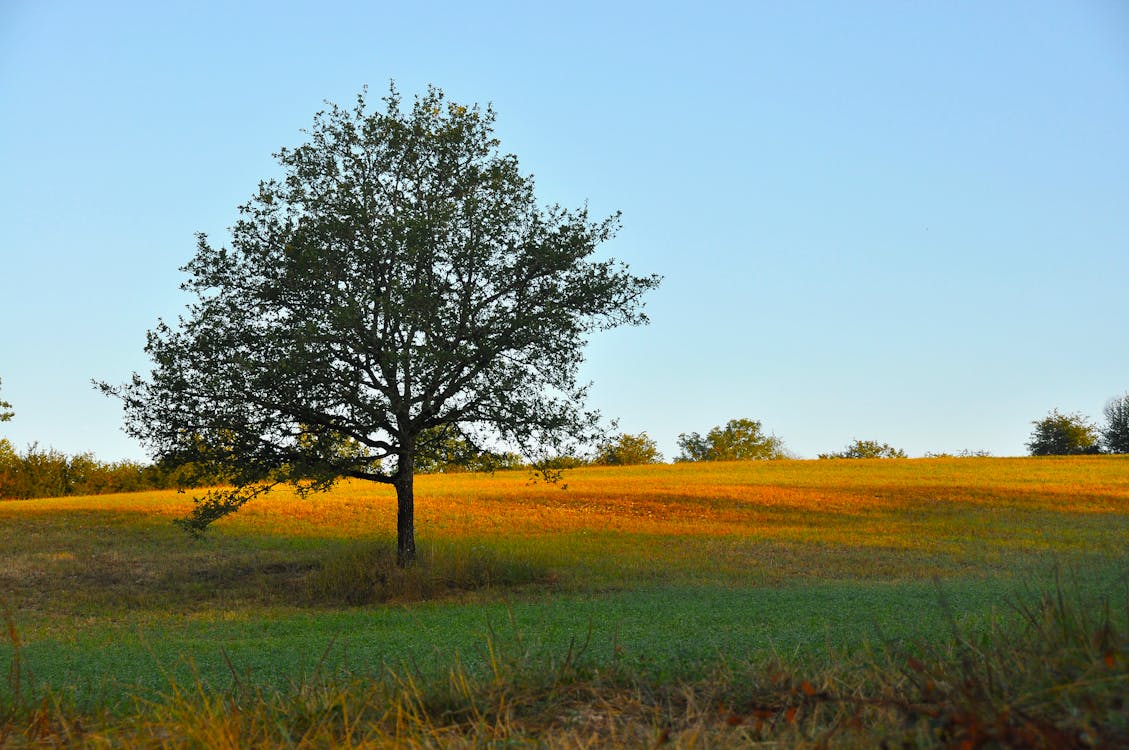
2;456;1128;747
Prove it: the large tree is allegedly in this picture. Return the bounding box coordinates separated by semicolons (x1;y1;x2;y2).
102;86;659;566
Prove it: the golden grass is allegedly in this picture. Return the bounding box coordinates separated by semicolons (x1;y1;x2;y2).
226;454;1121;558
3;456;1125;612
15;454;1123;530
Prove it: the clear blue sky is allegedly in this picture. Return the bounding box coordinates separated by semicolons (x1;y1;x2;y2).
2;1;1127;462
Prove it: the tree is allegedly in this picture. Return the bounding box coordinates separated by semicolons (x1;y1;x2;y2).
593;432;663;466
1101;393;1129;454
676;419;787;462
0;386;14;495
1026;410;1102;456
0;379;13;488
819;439;907;460
100;85;660;566
0;377;13;423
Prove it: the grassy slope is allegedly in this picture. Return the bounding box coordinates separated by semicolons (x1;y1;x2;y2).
2;456;1128;710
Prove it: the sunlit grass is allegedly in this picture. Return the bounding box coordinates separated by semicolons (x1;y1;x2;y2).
3;456;1127;631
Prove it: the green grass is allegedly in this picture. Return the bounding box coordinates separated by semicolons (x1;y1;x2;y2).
5;576;1127;747
10;565;1125;711
1;456;1127;746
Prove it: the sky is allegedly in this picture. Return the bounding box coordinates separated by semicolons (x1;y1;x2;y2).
1;0;1127;463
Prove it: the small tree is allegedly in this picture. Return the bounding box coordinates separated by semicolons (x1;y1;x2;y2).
593;432;663;466
0;377;13;423
101;85;659;566
676;419;787;462
1026;410;1102;456
0;379;14;496
1101;393;1129;454
819;439;907;460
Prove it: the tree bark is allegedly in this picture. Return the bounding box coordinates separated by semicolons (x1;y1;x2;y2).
394;453;416;567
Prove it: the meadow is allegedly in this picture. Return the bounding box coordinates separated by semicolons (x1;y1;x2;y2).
2;456;1128;747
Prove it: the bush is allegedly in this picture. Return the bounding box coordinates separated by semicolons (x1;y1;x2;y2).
819;439;907;459
593;432;663;466
676;418;788;462
535;454;589;470
1026;410;1102;456
0;444;218;500
924;449;992;458
0;443;70;499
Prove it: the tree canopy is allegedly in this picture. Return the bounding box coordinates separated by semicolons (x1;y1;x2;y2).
675;419;787;462
1101;393;1129;454
1026;410;1102;456
819;439;907;460
101;85;660;565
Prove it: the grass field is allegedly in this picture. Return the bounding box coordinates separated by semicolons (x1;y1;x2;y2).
2;456;1128;747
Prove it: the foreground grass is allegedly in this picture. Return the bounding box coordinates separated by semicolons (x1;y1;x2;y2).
15;576;1117;709
4;578;1127;747
1;456;1128;746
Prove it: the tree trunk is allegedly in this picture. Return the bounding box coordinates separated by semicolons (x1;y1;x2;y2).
394;453;417;567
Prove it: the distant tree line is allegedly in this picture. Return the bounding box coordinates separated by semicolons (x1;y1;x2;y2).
0;442;209;499
0;377;225;500
4;370;1127;501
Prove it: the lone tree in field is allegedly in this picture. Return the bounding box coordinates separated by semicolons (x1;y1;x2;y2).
1026;410;1102;456
676;418;787;462
101;86;660;566
819;439;907;460
1101;392;1129;454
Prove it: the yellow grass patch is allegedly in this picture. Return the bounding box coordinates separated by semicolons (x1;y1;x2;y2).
212;456;1129;548
3;456;1127;597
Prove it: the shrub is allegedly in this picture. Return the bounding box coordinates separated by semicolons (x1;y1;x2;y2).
0;444;219;500
924;449;992;458
593;432;663;465
676;418;788;462
819;439;907;459
1026;410;1102;456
